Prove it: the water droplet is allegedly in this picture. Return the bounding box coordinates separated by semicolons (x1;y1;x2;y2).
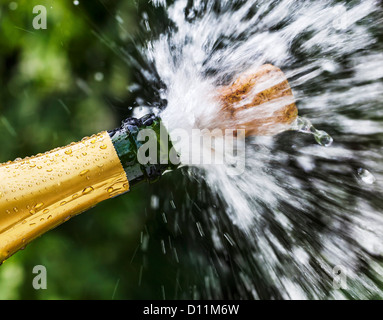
9;2;18;10
107;187;114;193
100;144;107;150
29;210;36;215
82;152;87;156
357;168;376;185
43;209;50;214
292;117;333;147
80;169;89;176
72;193;79;199
314;130;334;147
82;186;94;195
34;203;44;210
161;240;166;254
151;195;159;209
29;164;36;168
94;72;104;82
37;166;42;169
65;149;72;155
47;215;52;220
123;183;129;189
13;207;18;213
46;168;53;172
223;233;235;246
60;201;67;206
196;221;205;237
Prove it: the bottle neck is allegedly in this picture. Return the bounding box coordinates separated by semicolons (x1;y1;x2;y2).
108;114;179;188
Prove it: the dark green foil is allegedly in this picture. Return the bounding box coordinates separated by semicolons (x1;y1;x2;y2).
108;114;179;187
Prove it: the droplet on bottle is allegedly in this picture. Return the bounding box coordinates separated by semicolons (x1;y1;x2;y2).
357;168;376;185
34;203;44;210
82;186;94;195
37;166;42;169
100;144;107;150
29;164;36;168
43;209;49;214
46;168;53;172
80;169;89;176
60;201;67;206
107;187;114;193
64;149;72;155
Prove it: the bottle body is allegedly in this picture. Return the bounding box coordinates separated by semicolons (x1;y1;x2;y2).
0;131;129;262
0;115;177;263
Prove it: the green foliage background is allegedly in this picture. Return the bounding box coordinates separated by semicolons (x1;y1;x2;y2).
0;0;203;300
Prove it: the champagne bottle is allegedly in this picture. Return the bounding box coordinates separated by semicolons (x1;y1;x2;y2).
0;64;297;263
0;114;178;263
